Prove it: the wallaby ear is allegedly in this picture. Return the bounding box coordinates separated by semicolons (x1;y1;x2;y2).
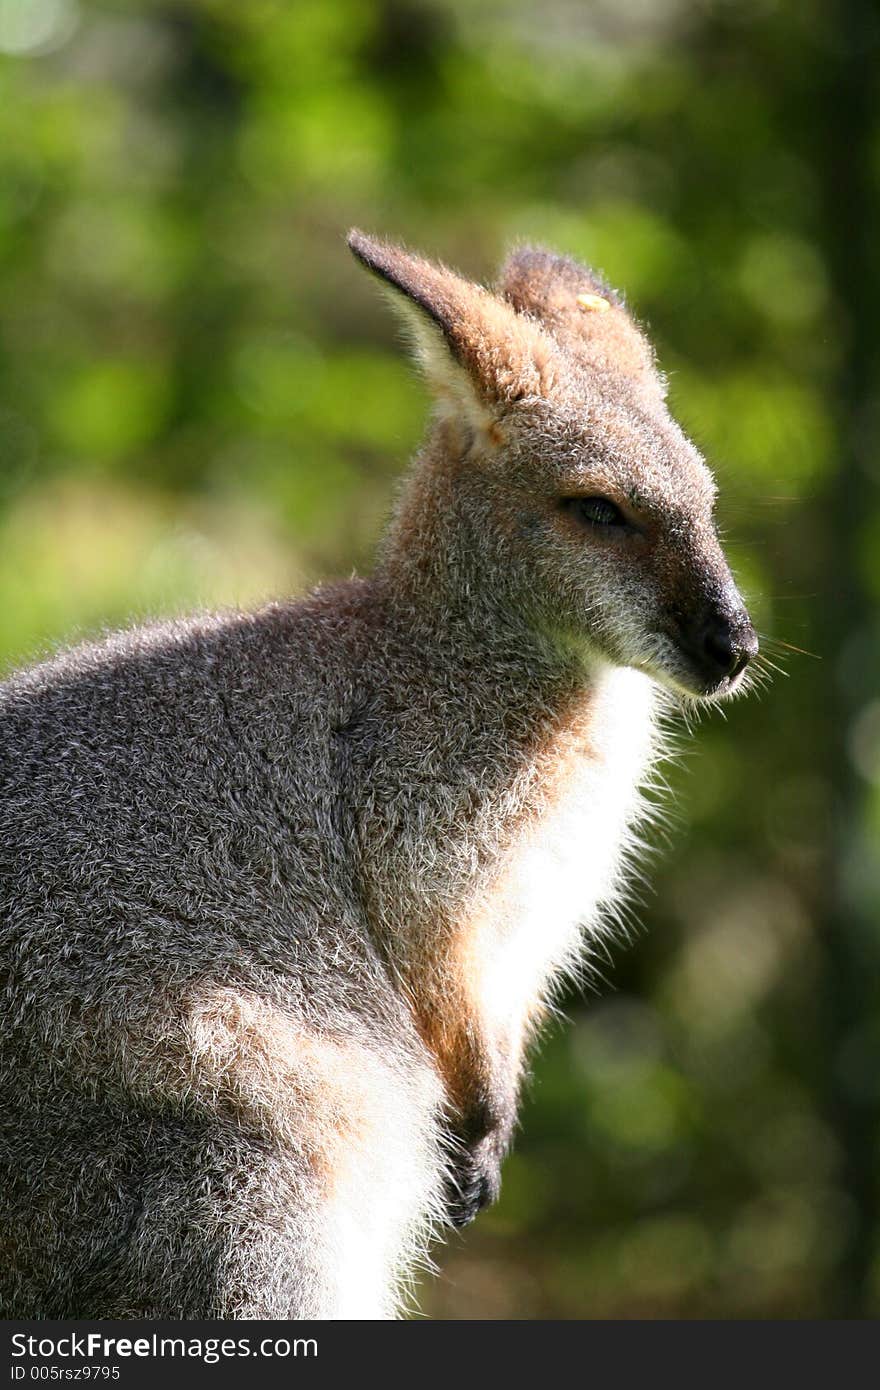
497;246;665;403
348;230;559;425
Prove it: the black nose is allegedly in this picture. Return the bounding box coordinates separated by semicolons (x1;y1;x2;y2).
697;612;758;681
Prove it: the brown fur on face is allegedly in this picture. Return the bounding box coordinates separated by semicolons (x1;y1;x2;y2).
352;229;757;701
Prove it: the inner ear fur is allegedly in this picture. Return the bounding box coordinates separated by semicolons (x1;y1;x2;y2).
497;245;665;402
348;229;561;422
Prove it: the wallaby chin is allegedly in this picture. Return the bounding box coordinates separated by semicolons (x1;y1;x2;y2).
0;232;755;1319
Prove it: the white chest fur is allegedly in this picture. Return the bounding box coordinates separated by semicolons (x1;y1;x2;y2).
472;665;658;1041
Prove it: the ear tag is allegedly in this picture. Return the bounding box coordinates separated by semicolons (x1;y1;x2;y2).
576;292;611;313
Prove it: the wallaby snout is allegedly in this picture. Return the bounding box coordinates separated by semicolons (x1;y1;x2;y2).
674;600;758;692
644;534;758;698
653;526;758;697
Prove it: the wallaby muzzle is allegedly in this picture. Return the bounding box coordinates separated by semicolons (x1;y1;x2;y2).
655;526;757;695
675;600;758;692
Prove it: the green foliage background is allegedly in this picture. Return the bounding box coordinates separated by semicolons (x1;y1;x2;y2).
1;0;878;1317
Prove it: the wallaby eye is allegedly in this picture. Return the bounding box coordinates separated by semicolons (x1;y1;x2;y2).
562;496;627;529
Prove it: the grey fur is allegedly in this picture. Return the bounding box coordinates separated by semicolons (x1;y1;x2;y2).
0;232;756;1319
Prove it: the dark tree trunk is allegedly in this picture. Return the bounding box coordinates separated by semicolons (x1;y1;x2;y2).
815;0;880;1319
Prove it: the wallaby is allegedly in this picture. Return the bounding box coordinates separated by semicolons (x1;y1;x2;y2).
0;231;757;1320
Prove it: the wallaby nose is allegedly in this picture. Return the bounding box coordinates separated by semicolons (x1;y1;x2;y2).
697;611;758;682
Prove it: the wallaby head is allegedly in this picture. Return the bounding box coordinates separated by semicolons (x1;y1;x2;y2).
349;230;757;699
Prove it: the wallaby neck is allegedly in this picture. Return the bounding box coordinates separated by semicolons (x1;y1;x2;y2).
354;427;661;967
353;575;659;936
375;428;538;637
373;448;609;708
353;560;659;1110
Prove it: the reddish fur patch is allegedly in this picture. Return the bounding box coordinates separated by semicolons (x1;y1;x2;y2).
408;683;601;1120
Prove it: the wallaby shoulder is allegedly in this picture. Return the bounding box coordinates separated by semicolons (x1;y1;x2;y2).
0;581;412;1035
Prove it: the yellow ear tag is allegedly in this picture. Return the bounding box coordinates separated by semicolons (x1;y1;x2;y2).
576;292;611;313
